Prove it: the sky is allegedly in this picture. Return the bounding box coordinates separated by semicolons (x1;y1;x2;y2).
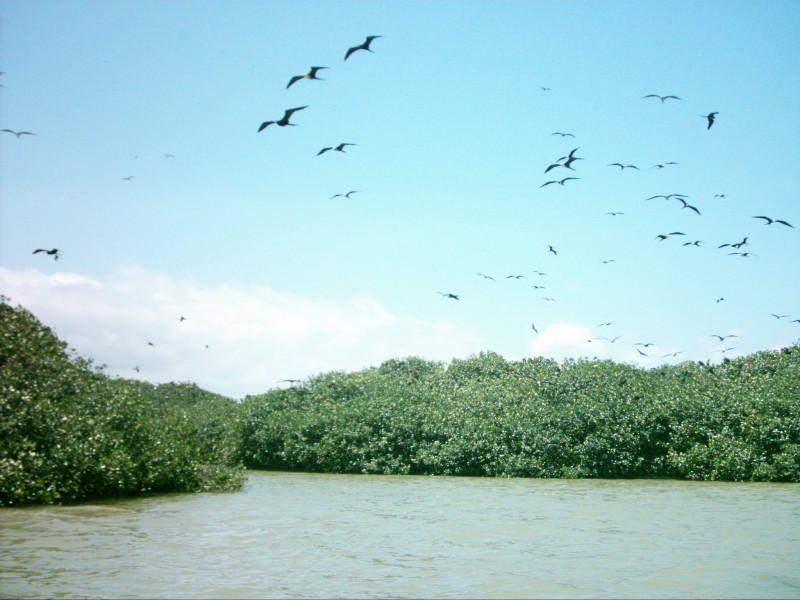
1;0;799;399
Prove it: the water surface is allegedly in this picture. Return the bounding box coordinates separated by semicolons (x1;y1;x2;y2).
1;471;798;598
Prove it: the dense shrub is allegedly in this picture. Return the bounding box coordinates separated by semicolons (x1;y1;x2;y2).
0;298;244;506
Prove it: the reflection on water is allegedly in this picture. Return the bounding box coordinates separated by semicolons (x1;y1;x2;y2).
1;472;799;598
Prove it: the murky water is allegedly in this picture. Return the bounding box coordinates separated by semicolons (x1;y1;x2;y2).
1;471;798;598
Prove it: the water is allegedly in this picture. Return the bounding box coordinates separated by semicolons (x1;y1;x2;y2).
1;471;798;598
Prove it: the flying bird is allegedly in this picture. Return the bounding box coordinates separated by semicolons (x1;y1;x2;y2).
545;147;583;173
646;193;687;201
642;94;682;102
286;66;328;89
608;163;640;170
540;177;579;188
655;232;686;241
179;316;187;322
718;236;748;249
258;106;308;132
636;348;648;357
331;190;360;199
728;252;756;257
651;162;679;169
122;175;135;181
531;323;538;334
682;240;703;247
598;322;615;327
548;245;557;255
551;132;574;137
317;142;356;156
2;129;35;137
606;211;625;216
540;87;551;91
716;297;725;303
600;259;616;264
33;248;60;260
635;342;655;347
344;35;382;60
677;198;701;215
703;112;719;129
709;334;739;342
771;314;789;319
476;273;495;280
439;292;460;300
164;153;176;158
752;215;793;228
147;341;155;347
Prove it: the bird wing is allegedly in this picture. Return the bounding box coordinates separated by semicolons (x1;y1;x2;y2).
317;147;331;155
775;220;794;228
286;75;302;89
344;46;360;60
258;121;275;132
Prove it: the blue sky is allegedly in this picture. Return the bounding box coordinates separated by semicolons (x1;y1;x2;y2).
2;0;799;398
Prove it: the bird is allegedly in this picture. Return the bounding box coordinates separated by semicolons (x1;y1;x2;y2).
709;334;739;342
545;147;583;173
729;252;756;257
662;351;683;357
531;323;538;334
677;198;701;215
655;232;686;241
540;86;551;91
133;366;140;373
703;112;719;129
548;245;557;255
642;94;682;102
600;259;616;264
531;285;546;289
317;142;356;156
714;194;726;198
2;129;35;137
596;335;622;343
716;347;736;354
258;106;308;132
122;175;135;181
606;212;625;216
635;342;655;347
531;270;547;276
636;348;648;357
164;153;176;158
147;341;155;347
344;35;382;60
752;215;793;228
598;322;615;327
771;314;789;319
716;297;725;303
475;273;495;280
540;177;579;188
551;132;574;137
651;162;679;169
331;190;360;199
646;193;687;201
682;240;703;247
608;163;640;170
33;248;61;260
439;292;460;300
506;274;525;279
279;379;301;385
179;316;187;322
286;66;328;89
718;236;748;249
543;297;556;302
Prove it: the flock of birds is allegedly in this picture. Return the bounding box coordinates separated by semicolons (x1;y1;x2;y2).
5;35;799;388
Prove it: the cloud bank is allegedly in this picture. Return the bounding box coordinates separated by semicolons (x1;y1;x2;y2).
0;265;483;398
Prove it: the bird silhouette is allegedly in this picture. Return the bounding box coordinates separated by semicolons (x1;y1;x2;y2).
752;215;793;228
317;142;356;156
655;232;686;241
771;314;789;319
531;323;538;334
506;274;525;279
344;35;382;60
682;240;703;247
475;273;495;280
258;106;308;132
677;198;701;215
540;177;579;188
548;245;558;255
279;379;301;385
703;112;719;129
729;252;756;257
147;341;155;347
540;87;551;91
709;334;739;342
439;292;460;300
179;316;187;322
718;236;748;249
33;248;61;260
635;342;655;347
287;66;328;89
598;322;615;327
716;297;725;303
551;132;575;137
331;190;360;199
646;193;687;201
651;162;679;169
608;163;639;170
545;147;583;173
2;129;35;137
600;259;616;264
122;175;135;181
636;348;648;357
642;94;682;102
606;211;625;216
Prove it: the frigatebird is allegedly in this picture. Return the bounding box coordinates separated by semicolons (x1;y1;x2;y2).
531;323;538;334
545;147;582;173
476;273;495;280
703;112;719;129
752;215;793;228
331;190;360;199
439;292;460;300
344;36;382;60
317;142;356;156
258;106;308;132
540;177;579;188
651;162;679;169
677;198;701;215
642;94;682;102
709;334;739;342
548;245;557;255
646;193;687;201
608;163;639;170
551;132;574;137
718;237;748;249
655;232;685;241
2;129;35;137
287;66;328;89
33;248;60;260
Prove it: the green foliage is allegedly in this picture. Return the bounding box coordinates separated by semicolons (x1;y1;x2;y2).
239;347;800;483
0;298;244;506
3;293;799;509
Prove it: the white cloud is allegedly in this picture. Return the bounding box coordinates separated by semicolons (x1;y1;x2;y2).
0;265;483;398
527;322;604;360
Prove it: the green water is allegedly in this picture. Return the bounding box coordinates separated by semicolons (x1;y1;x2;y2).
1;471;798;598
